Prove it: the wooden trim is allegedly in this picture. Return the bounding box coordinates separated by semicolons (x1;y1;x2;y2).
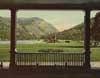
0;3;100;10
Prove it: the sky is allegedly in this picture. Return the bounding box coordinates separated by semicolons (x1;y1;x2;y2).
0;10;99;31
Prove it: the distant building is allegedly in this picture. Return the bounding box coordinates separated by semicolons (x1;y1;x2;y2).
44;33;57;43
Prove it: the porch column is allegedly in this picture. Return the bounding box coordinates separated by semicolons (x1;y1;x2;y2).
84;10;91;68
10;9;16;69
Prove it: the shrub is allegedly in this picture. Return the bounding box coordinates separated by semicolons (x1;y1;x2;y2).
65;40;70;43
38;49;64;53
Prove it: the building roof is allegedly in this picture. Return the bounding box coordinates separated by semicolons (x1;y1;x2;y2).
0;0;100;9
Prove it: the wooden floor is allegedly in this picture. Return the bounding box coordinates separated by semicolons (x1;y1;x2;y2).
0;67;100;78
1;61;100;78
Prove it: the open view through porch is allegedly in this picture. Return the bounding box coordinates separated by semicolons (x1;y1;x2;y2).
90;11;100;68
15;10;85;67
0;10;100;69
0;10;10;68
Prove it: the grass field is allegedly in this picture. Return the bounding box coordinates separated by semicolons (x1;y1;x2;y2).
0;41;100;61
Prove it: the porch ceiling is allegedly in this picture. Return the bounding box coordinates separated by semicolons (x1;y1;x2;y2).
0;0;100;10
1;0;100;4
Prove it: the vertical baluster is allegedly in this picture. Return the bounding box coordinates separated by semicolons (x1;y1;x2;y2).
27;53;28;65
29;53;31;65
20;53;21;65
76;53;80;66
53;53;54;66
71;53;72;66
72;53;74;66
44;53;45;66
27;54;30;65
32;53;33;65
15;53;18;64
62;53;63;66
25;53;26;65
21;54;24;65
30;53;32;65
82;53;83;66
73;53;74;66
23;53;24;65
15;53;16;65
46;52;47;66
28;53;29;65
67;53;68;67
19;53;20;65
65;53;67;67
36;53;37;66
17;53;19;65
79;53;81;66
39;53;40;66
47;52;48;66
72;53;73;66
76;54;78;66
76;53;77;66
81;53;83;66
24;53;25;65
77;53;78;66
38;53;39;66
80;53;82;66
19;53;20;66
70;53;71;66
62;53;64;66
28;53;31;65
23;53;25;65
16;53;17;65
73;53;75;66
78;53;80;66
51;53;53;66
53;53;56;66
80;53;81;66
35;53;37;65
54;53;55;66
17;53;18;65
60;54;63;65
67;53;69;67
65;53;69;66
58;53;59;66
25;54;26;65
74;53;75;66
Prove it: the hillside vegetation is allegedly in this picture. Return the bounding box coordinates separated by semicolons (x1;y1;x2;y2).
0;17;57;40
57;18;94;40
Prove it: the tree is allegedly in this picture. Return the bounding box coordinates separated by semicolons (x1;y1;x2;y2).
91;12;100;46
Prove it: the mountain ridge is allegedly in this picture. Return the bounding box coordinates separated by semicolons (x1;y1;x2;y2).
56;18;94;40
0;17;58;40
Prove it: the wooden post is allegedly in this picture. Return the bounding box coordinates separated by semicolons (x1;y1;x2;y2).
84;10;91;68
10;9;16;69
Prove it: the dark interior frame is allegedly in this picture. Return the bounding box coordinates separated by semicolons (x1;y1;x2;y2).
0;2;100;69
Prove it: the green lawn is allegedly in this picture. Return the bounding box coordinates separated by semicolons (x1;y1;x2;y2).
0;41;100;61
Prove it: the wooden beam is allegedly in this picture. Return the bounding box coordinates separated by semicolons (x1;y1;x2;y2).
84;10;91;68
10;9;16;69
0;3;100;10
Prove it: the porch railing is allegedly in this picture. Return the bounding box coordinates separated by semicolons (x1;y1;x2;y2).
15;52;85;67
